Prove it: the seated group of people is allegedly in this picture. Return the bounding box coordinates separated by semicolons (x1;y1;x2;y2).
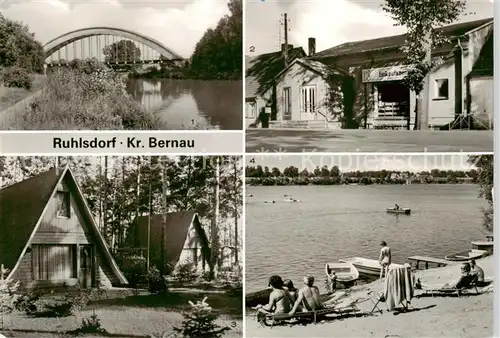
254;275;325;317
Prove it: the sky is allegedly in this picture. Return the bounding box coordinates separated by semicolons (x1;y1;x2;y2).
245;154;478;173
245;0;495;55
1;0;231;58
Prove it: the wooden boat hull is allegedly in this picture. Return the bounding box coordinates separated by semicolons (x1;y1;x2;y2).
245;288;271;308
386;208;411;215
324;262;360;283
339;257;382;277
445;249;488;262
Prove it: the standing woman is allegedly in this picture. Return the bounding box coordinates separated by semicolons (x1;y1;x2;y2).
379;241;391;280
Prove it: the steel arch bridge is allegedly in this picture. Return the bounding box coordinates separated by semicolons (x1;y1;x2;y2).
43;27;185;66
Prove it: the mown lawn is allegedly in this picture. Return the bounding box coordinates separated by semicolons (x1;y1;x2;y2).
0;290;242;338
0;74;46;112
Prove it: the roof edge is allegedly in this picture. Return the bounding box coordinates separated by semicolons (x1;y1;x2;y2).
315;18;493;58
6;166;69;280
67;168;128;285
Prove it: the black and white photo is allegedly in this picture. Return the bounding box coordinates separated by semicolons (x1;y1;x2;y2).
245;0;493;152
0;155;243;338
0;0;242;130
245;153;493;337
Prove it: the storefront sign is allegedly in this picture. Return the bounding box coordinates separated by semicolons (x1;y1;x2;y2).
362;65;410;83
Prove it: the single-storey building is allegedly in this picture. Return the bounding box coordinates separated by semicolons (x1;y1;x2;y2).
245;45;306;127
311;17;493;129
126;211;211;275
0;166;128;290
260;56;355;129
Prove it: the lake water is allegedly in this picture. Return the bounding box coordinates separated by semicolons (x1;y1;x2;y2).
245;184;488;292
126;78;242;130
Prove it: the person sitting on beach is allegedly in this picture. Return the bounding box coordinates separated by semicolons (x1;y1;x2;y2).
470;259;485;286
379;241;392;279
327;270;337;294
289;276;324;315
254;275;291;319
415;262;475;290
283;279;298;303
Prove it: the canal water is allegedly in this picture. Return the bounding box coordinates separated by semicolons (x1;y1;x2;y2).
245;184;488;292
126;78;242;130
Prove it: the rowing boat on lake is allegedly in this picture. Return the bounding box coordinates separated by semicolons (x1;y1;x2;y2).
386;208;411;215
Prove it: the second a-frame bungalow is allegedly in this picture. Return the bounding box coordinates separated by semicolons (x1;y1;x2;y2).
126;211;211;275
0;165;127;290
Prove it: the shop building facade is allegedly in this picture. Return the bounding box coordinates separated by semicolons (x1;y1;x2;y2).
312;18;493;129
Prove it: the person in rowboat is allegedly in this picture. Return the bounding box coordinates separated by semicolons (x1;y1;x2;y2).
379;241;391;280
254;275;291;321
289;276;324;315
394;204;400;210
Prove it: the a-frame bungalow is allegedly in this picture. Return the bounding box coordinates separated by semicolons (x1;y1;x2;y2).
126;211;211;275
0;165;127;290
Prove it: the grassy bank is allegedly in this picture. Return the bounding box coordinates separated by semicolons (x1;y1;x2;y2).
0;74;46;112
246;256;494;337
0;60;170;130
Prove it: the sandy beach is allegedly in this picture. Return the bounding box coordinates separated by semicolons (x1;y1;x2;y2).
246;256;494;338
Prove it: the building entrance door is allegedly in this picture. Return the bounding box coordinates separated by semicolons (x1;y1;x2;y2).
375;81;410;128
79;245;93;288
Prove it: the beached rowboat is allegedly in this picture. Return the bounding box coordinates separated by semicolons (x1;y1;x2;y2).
444;249;488;262
324;262;359;283
386;208;411;215
245;288;271;308
339;257;383;277
339;257;404;277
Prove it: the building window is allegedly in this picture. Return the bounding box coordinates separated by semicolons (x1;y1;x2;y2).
246;102;257;118
300;85;317;113
56;191;70;218
32;245;76;280
283;87;291;115
435;79;449;100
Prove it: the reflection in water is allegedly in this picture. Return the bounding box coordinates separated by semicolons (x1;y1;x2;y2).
126;78;242;130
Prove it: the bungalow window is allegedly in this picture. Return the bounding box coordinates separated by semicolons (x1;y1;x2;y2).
434;79;449;100
300;85;317;113
56;190;70;218
32;245;76;280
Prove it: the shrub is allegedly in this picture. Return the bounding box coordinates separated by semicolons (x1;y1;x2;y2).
14;291;41;315
69;310;107;335
44;302;73;317
172;297;230;338
174;264;198;284
65;290;91;314
147;267;168;294
1;66;32;90
42;290;91;317
201;271;212;282
0;279;20;315
122;255;147;288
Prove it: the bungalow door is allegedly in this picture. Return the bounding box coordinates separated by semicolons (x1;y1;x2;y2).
282;87;292;120
79;245;93;289
300;85;317;120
